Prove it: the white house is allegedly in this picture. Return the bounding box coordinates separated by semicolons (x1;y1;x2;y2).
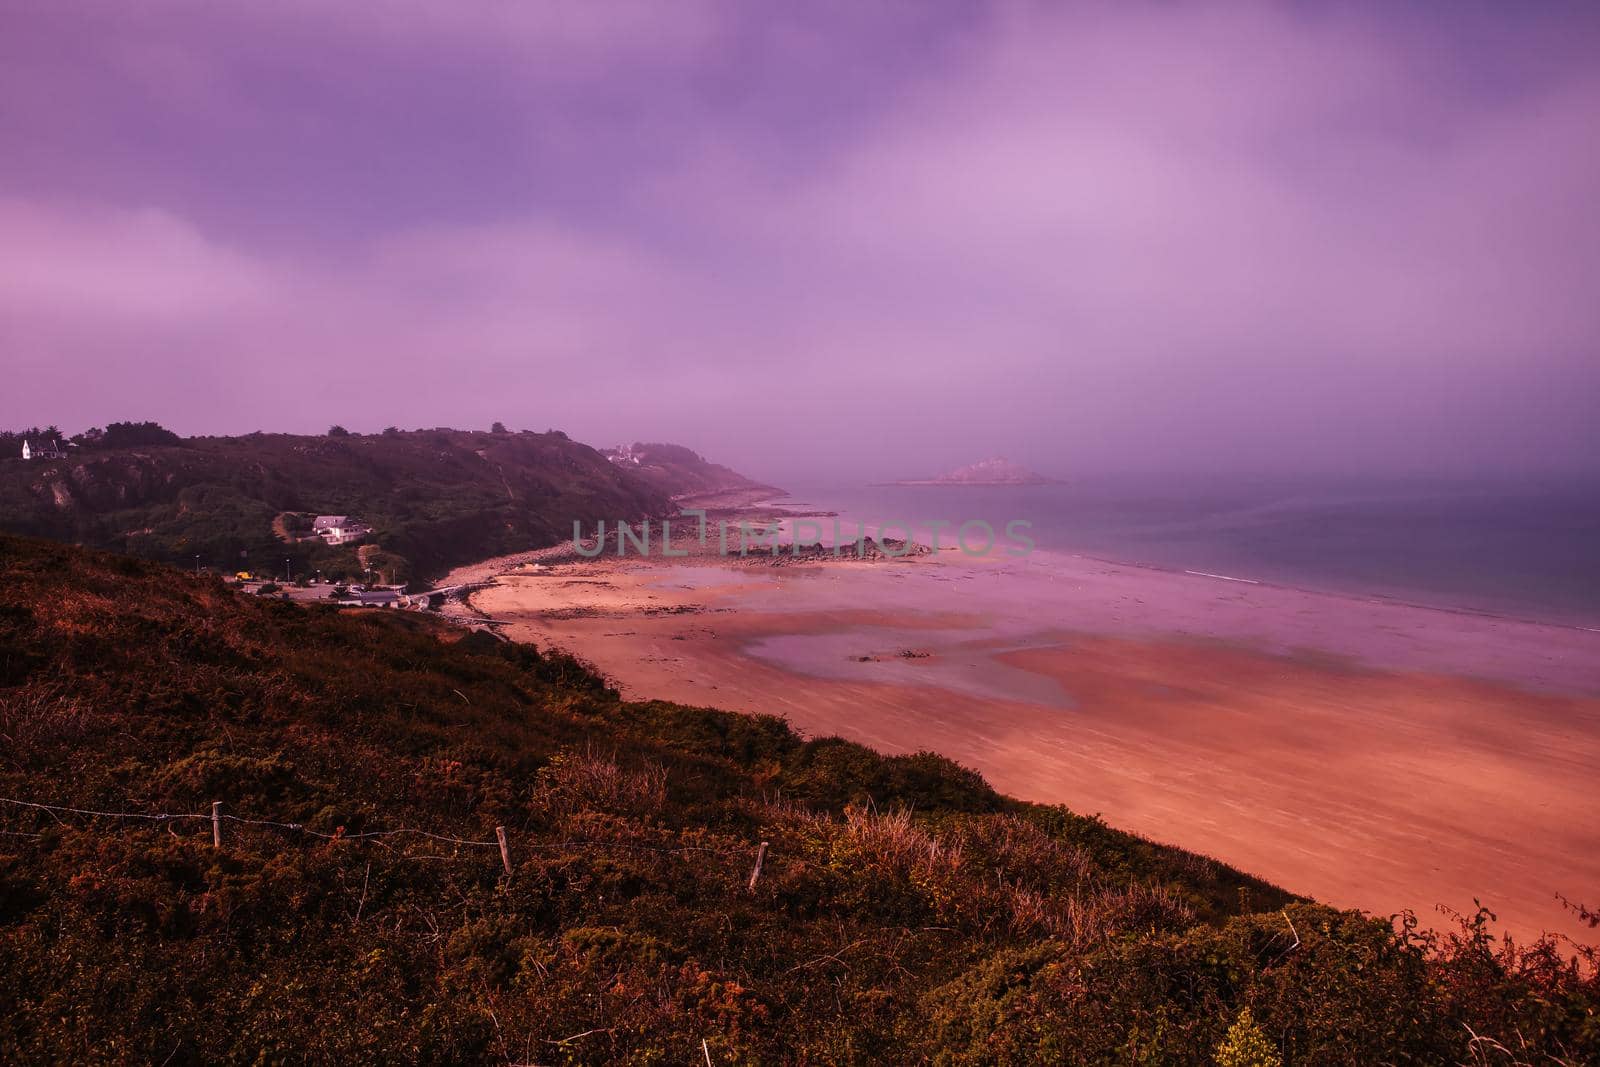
312;515;371;546
21;438;67;461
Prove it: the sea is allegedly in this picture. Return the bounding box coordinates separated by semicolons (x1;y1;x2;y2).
779;475;1600;629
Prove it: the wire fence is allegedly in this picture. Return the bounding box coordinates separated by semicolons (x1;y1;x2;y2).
0;794;749;874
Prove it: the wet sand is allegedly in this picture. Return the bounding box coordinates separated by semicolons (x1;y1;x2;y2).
468;546;1600;942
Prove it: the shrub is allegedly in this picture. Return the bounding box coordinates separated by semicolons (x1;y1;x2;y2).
99;421;182;449
1214;1008;1282;1067
532;748;668;822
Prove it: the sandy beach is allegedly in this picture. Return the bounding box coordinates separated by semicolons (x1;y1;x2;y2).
461;528;1600;943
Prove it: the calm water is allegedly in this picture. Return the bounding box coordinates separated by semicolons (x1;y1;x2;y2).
782;477;1600;628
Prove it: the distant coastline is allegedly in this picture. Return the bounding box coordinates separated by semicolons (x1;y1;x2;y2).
875;477;1067;487
877;456;1065;487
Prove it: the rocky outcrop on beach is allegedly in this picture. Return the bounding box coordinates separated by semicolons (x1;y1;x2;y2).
751;536;934;566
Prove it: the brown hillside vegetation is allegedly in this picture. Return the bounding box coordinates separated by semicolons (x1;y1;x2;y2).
0;534;1595;1063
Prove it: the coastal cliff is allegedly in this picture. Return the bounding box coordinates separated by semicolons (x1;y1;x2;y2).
601;441;783;502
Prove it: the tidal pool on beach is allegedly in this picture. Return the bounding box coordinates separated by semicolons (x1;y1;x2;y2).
740;627;1077;709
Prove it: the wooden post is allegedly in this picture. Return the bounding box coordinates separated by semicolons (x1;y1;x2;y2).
211;800;223;848
495;825;512;877
747;840;769;891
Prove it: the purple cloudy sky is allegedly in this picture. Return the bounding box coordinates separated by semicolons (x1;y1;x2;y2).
2;1;1597;482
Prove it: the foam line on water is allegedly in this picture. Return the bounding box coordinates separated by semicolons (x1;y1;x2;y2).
1184;570;1260;584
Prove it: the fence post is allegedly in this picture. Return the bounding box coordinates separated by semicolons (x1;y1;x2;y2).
495;825;512;877
211;800;223;848
747;840;769;891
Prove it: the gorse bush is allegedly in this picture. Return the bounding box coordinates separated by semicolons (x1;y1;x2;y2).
1214;1008;1282;1067
0;534;1595;1064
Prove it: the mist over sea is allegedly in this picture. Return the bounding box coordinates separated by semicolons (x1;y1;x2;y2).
782;476;1600;628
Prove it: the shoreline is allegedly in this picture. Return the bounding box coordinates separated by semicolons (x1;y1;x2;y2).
780;485;1600;633
437;493;1600;700
439;496;1600;943
441;489;1598;639
1048;546;1600;638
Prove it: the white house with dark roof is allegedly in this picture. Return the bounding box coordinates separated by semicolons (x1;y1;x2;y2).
311;515;372;546
21;438;67;460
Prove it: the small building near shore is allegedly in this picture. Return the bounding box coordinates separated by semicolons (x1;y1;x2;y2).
312;515;372;546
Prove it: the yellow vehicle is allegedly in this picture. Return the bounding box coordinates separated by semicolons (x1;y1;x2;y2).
235;571;253;581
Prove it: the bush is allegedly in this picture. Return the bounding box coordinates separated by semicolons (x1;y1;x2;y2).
100;421;182;448
1215;1008;1281;1067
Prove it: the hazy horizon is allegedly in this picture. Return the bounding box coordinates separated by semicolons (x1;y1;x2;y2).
4;2;1598;485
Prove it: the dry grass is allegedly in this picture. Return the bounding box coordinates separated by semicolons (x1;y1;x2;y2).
0;684;92;763
531;746;669;822
755;798;1193;944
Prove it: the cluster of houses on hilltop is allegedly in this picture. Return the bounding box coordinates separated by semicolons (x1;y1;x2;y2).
19;438;69;460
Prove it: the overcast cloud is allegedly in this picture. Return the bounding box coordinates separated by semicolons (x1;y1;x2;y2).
2;1;1597;482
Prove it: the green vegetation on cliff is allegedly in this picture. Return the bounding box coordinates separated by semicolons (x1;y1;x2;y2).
0;428;671;582
0;535;1595;1063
